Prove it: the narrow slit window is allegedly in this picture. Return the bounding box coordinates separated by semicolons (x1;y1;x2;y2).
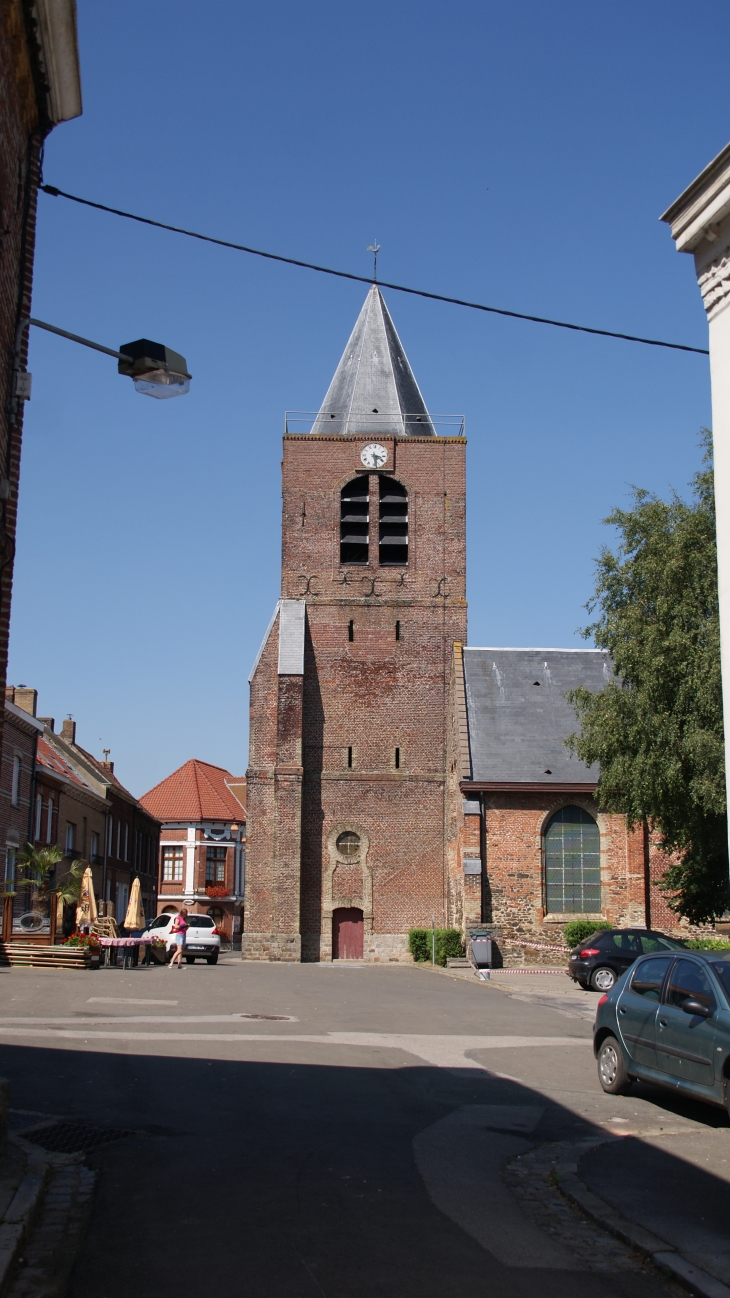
347;746;353;769
379;478;408;566
340;478;369;565
395;620;400;641
395;747;400;770
348;619;354;642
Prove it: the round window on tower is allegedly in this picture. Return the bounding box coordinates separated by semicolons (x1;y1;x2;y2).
336;832;360;858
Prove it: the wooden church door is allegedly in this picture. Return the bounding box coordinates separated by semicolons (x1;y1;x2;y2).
332;908;364;960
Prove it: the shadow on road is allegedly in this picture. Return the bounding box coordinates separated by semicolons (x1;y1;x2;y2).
0;1041;727;1298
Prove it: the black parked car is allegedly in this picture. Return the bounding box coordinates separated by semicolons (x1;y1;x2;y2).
568;927;686;992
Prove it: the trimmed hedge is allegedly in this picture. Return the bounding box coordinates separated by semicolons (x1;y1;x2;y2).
684;937;730;950
408;928;464;967
562;920;612;950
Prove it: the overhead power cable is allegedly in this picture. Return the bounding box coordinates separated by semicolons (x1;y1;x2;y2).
41;184;709;357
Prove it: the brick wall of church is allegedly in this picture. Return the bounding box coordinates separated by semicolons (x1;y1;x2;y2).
480;795;648;966
245;431;468;961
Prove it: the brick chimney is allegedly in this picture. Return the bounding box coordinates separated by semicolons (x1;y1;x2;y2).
38;717;55;732
61;717;76;744
5;686;37;716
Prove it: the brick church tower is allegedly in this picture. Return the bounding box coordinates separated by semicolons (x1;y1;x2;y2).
243;286;467;961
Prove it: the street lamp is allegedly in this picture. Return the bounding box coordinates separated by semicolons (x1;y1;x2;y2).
14;318;192;400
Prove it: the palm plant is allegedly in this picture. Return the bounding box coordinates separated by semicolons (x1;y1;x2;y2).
9;843;85;903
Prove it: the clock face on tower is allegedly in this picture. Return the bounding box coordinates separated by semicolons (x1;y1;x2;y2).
360;443;388;470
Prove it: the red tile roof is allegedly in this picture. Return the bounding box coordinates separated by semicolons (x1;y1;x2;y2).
36;737;95;791
139;760;246;824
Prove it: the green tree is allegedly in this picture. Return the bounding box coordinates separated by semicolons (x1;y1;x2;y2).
567;433;728;925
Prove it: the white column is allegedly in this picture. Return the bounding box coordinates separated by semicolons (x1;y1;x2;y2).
662;144;730;859
184;826;197;902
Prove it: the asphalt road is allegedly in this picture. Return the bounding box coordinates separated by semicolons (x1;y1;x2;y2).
0;958;724;1297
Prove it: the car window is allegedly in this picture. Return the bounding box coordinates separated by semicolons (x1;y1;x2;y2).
629;957;672;1000
709;961;730;1004
610;933;641;953
187;916;214;928
664;959;716;1012
148;916;168;930
640;934;682;953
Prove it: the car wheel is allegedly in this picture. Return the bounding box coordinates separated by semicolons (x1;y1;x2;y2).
591;966;617;993
185;957;195;964
207;953;218;965
597;1035;631;1094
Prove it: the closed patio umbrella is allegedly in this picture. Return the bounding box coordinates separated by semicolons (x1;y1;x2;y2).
124;877;145;931
76;866;98;927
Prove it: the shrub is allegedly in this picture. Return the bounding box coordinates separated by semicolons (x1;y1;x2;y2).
684;936;730;950
408;928;464;967
562;920;612;950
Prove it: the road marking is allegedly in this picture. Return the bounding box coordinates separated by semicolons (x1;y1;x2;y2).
0;1013;299;1026
87;997;179;1006
0;1027;590;1070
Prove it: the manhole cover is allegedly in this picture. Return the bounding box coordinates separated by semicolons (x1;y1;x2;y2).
239;1013;293;1021
25;1122;134;1153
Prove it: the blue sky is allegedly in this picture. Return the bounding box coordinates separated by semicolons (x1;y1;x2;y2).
9;0;728;796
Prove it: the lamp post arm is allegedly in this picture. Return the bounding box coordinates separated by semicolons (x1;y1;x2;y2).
23;318;132;364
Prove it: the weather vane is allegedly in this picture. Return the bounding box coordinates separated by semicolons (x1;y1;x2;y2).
367;240;381;283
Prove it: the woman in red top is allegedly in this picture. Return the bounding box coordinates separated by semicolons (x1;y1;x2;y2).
168;909;188;969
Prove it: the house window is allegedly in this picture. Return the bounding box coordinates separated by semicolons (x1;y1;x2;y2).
162;847;183;882
46;795;54;845
65;823;76;856
116;820;121;859
340;479;369;565
10;755;20;806
5;849;15;888
544;806;601;914
107;817;113;856
124;822;129;862
379;478;408;566
34;794;42;840
206;847;226;884
90;832;99;863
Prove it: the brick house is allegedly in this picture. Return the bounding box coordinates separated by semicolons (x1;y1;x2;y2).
244;285;677;965
44;718;161;925
0;690;160;931
0;686;43;936
0;3;81;795
140;760;246;939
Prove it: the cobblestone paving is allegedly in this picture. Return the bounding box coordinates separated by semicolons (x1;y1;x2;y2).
503;1141;682;1288
5;1163;96;1298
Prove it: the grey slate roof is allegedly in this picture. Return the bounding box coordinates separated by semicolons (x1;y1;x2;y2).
311;285;436;437
463;648;613;785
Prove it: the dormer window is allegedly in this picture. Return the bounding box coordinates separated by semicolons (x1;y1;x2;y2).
340;479;369;564
379;478;408;566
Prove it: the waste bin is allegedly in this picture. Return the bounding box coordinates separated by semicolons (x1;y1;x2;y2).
468;931;492;969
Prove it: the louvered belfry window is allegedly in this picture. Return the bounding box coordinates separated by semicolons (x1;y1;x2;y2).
544;806;601;913
340;478;369;564
379;478;408;566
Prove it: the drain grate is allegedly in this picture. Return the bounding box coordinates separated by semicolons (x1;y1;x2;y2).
24;1122;134;1153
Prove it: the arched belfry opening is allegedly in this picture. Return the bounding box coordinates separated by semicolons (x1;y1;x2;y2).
340;479;369;564
379;478;408;565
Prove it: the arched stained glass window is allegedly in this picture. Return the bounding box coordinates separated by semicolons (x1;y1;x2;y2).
544;805;600;914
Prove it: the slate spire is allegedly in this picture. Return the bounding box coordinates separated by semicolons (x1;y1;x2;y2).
311;285;435;437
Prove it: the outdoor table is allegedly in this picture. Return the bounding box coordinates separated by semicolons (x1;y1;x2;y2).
98;936;157;969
